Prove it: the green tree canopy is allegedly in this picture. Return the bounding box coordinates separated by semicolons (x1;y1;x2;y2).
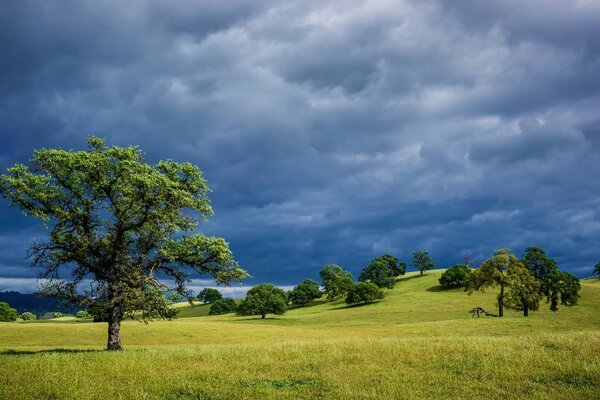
521;247;558;282
503;265;541;317
0;302;18;322
345;282;384;305
197;288;223;304
237;284;287;319
545;270;581;311
53;312;63;318
0;137;247;350
465;249;516;317
318;264;354;301
594;262;600;279
439;264;471;288
358;257;396;288
208;298;237;315
20;311;36;321
288;279;321;306
412;251;436;276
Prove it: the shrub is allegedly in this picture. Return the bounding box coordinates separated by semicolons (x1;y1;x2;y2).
20;311;36;321
53;312;63;318
439;264;471;288
209;298;237;315
0;302;18;322
76;310;91;318
345;282;384;305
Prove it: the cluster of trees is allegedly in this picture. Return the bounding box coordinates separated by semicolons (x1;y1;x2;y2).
465;247;580;317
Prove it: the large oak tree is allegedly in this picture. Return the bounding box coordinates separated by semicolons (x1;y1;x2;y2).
0;137;247;350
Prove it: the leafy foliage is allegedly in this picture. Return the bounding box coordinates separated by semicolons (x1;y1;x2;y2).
545;270;580;311
594;261;600;279
0;302;18;322
412;251;436;276
465;249;517;317
318;265;354;301
439;264;471;288
345;282;384;305
168;293;184;304
76;310;91;318
20;311;36;321
237;284;287;319
208;298;237;315
503;265;541;316
197;288;223;304
53;312;63;318
359;258;396;289
288;279;321;306
0;137;247;349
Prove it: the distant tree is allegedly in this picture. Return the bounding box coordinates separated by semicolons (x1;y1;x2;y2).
359;258;396;288
197;288;223;304
521;247;558;282
0;137;247;350
168;293;184;304
53;312;63;318
0;302;18;322
465;249;517;317
319;264;354;301
412;251;436;276
20;311;36;321
288;279;321;306
594;262;600;280
545;270;581;311
237;284;287;319
395;262;408;277
370;254;405;277
464;250;476;268
520;246;581;311
208;298;237;315
345;282;384;305
503;266;541;317
76;310;91;318
439;264;471;288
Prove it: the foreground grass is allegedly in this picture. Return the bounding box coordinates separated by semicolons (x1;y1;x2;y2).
1;271;599;399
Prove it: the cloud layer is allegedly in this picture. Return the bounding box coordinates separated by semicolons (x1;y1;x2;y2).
1;0;599;293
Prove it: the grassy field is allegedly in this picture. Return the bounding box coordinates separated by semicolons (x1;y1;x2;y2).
1;271;599;399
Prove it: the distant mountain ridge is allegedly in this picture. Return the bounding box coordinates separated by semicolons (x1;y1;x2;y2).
0;291;79;315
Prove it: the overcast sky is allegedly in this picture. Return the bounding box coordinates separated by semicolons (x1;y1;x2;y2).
1;0;599;294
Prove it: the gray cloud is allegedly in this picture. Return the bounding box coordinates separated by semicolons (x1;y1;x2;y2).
1;0;599;292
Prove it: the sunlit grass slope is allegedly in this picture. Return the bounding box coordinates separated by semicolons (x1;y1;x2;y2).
1;270;599;399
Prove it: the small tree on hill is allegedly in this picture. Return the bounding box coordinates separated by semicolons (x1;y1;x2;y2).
237;284;287;319
20;311;36;321
168;292;184;304
503;266;541;317
288;279;321;306
0;302;18;322
345;282;384;305
53;312;63;318
465;249;516;317
208;298;237;315
197;288;223;304
0;137;247;350
439;264;471;288
594;262;600;280
359;258;396;288
319;264;354;301
545;270;580;311
412;251;435;276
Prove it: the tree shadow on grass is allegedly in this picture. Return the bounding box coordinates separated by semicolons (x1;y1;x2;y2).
333;301;383;310
395;274;427;283
426;285;464;293
0;348;104;356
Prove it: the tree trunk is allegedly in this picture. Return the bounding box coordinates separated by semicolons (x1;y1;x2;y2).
106;286;124;351
498;285;504;317
523;303;529;317
261;312;266;319
107;315;122;350
420;269;423;276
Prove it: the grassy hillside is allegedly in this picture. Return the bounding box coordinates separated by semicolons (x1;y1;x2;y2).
1;270;599;399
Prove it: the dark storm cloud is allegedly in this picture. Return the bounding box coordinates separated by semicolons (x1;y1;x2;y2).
1;0;599;293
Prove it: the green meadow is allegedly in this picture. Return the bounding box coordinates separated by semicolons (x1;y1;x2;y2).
1;271;599;399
